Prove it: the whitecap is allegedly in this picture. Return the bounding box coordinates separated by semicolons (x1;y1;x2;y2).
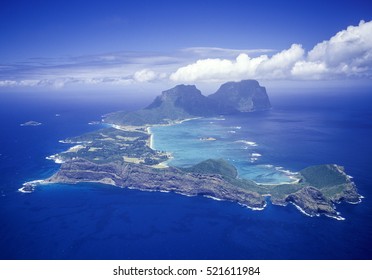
111;124;122;130
252;153;262;157
239;202;266;211
289;202;315;217
18;186;33;193
46;155;65;164
235;140;258;146
19;179;47;193
22;179;45;187
204;195;224;201
209;117;225;121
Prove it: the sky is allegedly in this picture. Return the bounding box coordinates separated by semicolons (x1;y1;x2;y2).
1;0;372;94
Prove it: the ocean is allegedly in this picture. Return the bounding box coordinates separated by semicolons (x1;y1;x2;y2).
0;90;371;260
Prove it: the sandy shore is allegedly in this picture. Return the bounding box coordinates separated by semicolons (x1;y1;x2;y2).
146;127;154;149
144;117;200;150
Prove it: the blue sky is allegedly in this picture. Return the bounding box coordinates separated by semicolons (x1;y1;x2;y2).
1;0;372;93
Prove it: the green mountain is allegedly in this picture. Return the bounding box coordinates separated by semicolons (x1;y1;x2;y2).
146;84;235;116
181;158;238;179
209;80;271;112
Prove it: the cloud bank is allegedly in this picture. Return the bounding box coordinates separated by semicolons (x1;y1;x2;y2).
0;52;173;89
1;20;371;89
171;20;372;82
170;44;304;82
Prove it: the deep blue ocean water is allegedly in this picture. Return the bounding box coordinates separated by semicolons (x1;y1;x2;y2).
0;90;371;260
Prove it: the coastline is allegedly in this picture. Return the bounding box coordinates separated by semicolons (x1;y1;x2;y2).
289;201;345;221
20;116;362;220
145;126;173;168
256;176;301;186
146;127;154;150
143;118;201;166
18;179;50;193
20;174;345;221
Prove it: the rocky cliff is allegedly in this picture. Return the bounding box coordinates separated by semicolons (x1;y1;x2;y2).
208;80;271;112
45;158;266;209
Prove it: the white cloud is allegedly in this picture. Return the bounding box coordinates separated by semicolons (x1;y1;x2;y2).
18;80;41;87
308;20;372;65
0;77;134;89
170;56;241;82
171;20;372;82
133;69;158;82
1;20;372;90
257;44;305;78
182;47;275;58
291;61;328;79
170;44;304;82
0;80;17;87
0;50;178;89
306;20;372;78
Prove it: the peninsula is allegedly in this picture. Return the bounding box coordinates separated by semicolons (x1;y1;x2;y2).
22;80;362;220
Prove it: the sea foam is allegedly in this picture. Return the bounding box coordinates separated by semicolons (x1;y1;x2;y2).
235;140;258;146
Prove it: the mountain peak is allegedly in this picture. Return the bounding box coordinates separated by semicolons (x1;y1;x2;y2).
146;84;203;110
222;79;260;88
209;80;271;112
160;84;201;99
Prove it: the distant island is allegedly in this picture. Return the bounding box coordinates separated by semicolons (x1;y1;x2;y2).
20;121;42;126
22;80;362;220
103;79;271;126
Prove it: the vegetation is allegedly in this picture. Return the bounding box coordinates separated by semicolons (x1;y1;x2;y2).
58;127;169;165
181;158;238;179
300;164;349;188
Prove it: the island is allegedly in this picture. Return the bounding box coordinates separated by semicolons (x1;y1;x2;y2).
20;121;42;126
22;80;362;220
